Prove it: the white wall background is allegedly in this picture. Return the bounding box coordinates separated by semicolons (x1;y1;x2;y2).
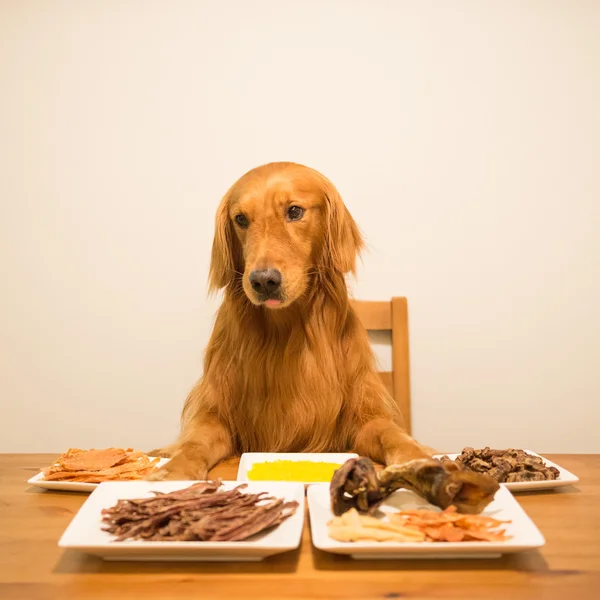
1;0;599;453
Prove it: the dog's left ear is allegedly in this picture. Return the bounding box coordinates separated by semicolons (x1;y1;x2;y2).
322;181;364;275
208;190;242;292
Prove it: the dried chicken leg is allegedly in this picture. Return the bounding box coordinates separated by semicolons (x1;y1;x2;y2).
378;459;500;514
330;457;500;517
330;457;384;516
438;455;464;472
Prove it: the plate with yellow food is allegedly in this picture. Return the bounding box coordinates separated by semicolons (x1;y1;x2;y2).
28;448;170;492
236;452;359;485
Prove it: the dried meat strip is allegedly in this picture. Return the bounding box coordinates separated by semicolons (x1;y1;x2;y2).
101;481;299;543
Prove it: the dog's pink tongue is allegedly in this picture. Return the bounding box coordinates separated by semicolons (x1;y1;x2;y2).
265;299;282;308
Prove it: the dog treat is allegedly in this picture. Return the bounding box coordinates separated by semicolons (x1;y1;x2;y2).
389;505;511;542
247;460;342;482
439;448;560;483
330;457;500;517
41;448;160;482
101;481;299;542
327;505;511;543
327;508;426;542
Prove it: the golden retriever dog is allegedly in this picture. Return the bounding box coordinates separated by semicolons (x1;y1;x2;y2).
150;162;432;480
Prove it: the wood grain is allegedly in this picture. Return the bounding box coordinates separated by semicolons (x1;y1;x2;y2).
391;296;411;434
352;300;392;331
1;454;599;600
353;297;412;433
377;371;394;397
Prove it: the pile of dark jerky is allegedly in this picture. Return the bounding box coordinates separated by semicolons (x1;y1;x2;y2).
101;480;299;542
439;447;560;482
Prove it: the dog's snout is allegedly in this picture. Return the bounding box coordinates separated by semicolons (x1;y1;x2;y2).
249;269;282;296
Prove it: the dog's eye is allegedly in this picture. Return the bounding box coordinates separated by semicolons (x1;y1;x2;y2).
235;214;249;228
287;206;304;221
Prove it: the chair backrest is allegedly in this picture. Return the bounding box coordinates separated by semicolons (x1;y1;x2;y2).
351;297;412;434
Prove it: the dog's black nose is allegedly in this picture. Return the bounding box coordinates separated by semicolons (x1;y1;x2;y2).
249;269;282;296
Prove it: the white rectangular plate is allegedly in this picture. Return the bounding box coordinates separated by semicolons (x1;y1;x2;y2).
59;480;305;561
237;452;358;485
434;450;579;492
307;483;545;559
27;458;170;493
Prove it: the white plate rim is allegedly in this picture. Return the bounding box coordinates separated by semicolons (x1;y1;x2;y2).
307;483;546;559
433;449;579;491
58;479;305;560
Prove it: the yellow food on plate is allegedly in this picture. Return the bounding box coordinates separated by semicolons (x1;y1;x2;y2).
246;460;342;482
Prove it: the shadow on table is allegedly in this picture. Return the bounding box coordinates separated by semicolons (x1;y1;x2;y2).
53;547;301;575
24;487;89;495
310;546;562;573
512;486;581;497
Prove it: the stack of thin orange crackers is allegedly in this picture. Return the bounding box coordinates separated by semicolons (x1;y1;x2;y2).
328;506;511;543
41;448;160;483
390;506;511;542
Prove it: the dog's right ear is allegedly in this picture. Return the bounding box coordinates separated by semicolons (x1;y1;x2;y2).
208;191;241;293
321;181;364;276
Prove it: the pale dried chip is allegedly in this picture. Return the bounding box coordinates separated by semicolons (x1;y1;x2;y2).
327;508;426;543
329;506;511;544
328;524;415;542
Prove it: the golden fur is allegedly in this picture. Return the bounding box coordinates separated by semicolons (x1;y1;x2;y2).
150;162;431;480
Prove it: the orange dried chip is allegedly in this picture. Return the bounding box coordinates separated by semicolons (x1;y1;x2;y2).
60;448;128;472
390;506;511;543
41;449;160;483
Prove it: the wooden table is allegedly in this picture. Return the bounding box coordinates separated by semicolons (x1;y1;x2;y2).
1;454;599;600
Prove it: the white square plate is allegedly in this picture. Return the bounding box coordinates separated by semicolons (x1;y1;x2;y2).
307;483;545;559
59;480;305;561
434;450;579;492
237;452;358;485
27;458;170;493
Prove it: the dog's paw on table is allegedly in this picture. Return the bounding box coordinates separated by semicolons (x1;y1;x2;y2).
147;463;209;482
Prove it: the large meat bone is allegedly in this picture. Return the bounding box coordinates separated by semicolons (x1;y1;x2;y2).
330;457;500;516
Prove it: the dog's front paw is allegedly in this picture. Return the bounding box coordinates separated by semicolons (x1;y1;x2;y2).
147;444;177;458
147;466;173;481
147;461;208;481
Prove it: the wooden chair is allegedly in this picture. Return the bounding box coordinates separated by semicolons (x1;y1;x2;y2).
351;297;412;434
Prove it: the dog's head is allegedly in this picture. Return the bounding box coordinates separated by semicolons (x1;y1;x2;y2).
209;162;363;308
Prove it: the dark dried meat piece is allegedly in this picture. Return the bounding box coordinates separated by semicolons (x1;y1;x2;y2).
506;470;547;482
101;481;298;543
448;448;559;483
486;466;508;482
492;456;517;472
468;458;492;473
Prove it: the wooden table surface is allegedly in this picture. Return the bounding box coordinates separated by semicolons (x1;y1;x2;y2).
1;454;599;600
